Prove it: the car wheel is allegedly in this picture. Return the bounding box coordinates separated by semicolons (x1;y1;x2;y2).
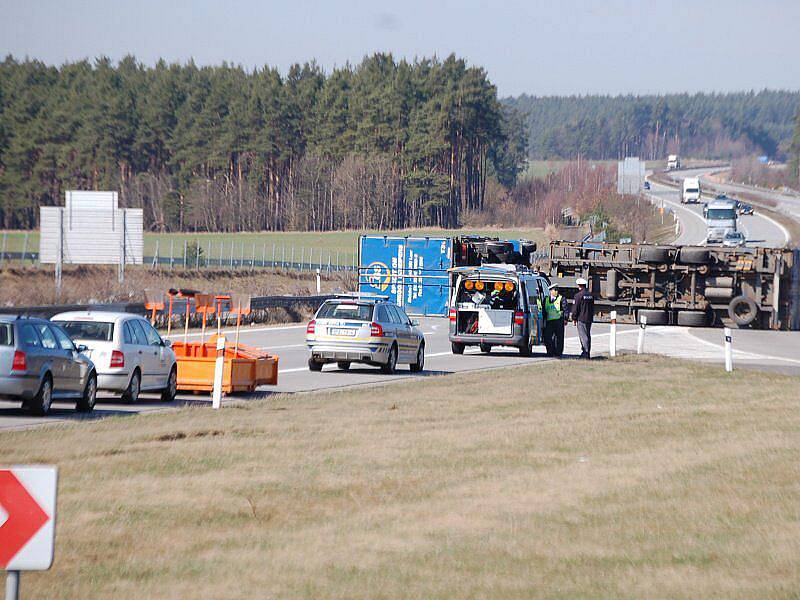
122;370;141;403
479;343;492;354
30;375;53;416
308;358;323;372
451;342;465;355
337;361;351;371
410;343;425;373
381;345;397;374
161;366;178;402
76;372;97;412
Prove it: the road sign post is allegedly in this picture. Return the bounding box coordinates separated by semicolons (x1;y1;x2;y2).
1;466;58;600
212;336;226;410
637;315;647;354
609;310;617;358
724;327;733;372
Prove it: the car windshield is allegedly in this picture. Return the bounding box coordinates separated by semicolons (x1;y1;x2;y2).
0;323;12;346
57;320;114;341
725;233;743;239
316;302;374;321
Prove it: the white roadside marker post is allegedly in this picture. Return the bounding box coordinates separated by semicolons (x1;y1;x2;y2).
724;327;733;372
212;336;225;410
316;268;321;294
637;314;647;355
609;310;617;358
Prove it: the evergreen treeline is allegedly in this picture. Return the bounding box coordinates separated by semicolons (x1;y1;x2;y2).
505;91;800;161
0;54;526;231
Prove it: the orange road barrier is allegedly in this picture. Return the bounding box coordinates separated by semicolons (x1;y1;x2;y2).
144;289;166;325
171;336;278;394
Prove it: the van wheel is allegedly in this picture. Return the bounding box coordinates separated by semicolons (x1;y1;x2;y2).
451;342;465;355
76;372;97;412
308;358;323;372
479;343;492;354
30;375;53;416
161;366;178;402
122;370;141;403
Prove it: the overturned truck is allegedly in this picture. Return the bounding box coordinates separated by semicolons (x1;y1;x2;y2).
547;242;800;330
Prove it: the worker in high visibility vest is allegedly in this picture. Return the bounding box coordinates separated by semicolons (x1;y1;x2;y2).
544;283;565;356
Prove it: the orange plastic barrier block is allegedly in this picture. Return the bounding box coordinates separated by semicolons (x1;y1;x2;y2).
171;341;278;393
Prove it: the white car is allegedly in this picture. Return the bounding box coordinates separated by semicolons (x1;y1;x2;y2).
722;231;746;247
51;312;177;403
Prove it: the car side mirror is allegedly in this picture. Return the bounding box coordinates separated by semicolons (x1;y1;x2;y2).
410;319;420;327
76;344;88;353
162;339;172;347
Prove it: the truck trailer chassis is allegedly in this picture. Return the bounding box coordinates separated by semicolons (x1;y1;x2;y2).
547;241;800;330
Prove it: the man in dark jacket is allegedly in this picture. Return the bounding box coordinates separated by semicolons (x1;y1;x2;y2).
570;277;594;358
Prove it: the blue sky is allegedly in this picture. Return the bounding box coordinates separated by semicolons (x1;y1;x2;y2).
2;0;799;96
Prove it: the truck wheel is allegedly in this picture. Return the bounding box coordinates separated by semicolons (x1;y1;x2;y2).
308;358;323;372
451;342;465;355
637;309;669;325
479;343;492;354
728;295;758;327
639;246;672;263
676;310;708;327
678;248;710;264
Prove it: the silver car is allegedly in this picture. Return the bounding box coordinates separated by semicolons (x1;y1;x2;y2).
306;296;425;373
0;316;98;415
52;312;177;403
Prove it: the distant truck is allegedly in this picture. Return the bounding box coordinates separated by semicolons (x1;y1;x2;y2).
704;196;739;244
667;154;681;170
681;177;701;204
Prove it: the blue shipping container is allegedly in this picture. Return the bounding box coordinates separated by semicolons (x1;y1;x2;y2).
359;236;452;316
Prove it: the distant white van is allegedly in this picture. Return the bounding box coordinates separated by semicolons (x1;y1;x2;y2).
682;177;701;204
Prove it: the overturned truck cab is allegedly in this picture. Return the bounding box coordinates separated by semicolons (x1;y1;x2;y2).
548;241;800;330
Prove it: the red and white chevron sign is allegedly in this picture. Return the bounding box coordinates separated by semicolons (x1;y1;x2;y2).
0;467;57;571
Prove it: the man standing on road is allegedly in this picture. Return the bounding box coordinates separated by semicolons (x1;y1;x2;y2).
544;283;565;357
571;277;594;359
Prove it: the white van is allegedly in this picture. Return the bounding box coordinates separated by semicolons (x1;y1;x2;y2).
52;312;177;403
682;177;701;203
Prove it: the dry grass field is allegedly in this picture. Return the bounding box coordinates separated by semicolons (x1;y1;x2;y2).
2;355;799;598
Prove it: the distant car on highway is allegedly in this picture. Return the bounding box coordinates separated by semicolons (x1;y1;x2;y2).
643;181;650;190
0;316;97;415
722;231;746;247
52;312;177;403
738;203;754;215
305;295;425;373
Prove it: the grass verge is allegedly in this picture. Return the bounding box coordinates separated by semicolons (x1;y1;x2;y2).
2;355;799;598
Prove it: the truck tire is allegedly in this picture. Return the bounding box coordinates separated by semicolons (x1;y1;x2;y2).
639;246;672;263
676;310;708;327
678;247;710;264
728;295;758;327
637;309;669;325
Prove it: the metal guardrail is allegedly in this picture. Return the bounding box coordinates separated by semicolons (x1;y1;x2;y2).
0;295;336;320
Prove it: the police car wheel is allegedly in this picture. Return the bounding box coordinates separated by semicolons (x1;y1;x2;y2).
381;345;398;374
410;343;425;372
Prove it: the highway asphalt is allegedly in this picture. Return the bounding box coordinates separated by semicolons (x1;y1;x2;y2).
1;316;798;430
